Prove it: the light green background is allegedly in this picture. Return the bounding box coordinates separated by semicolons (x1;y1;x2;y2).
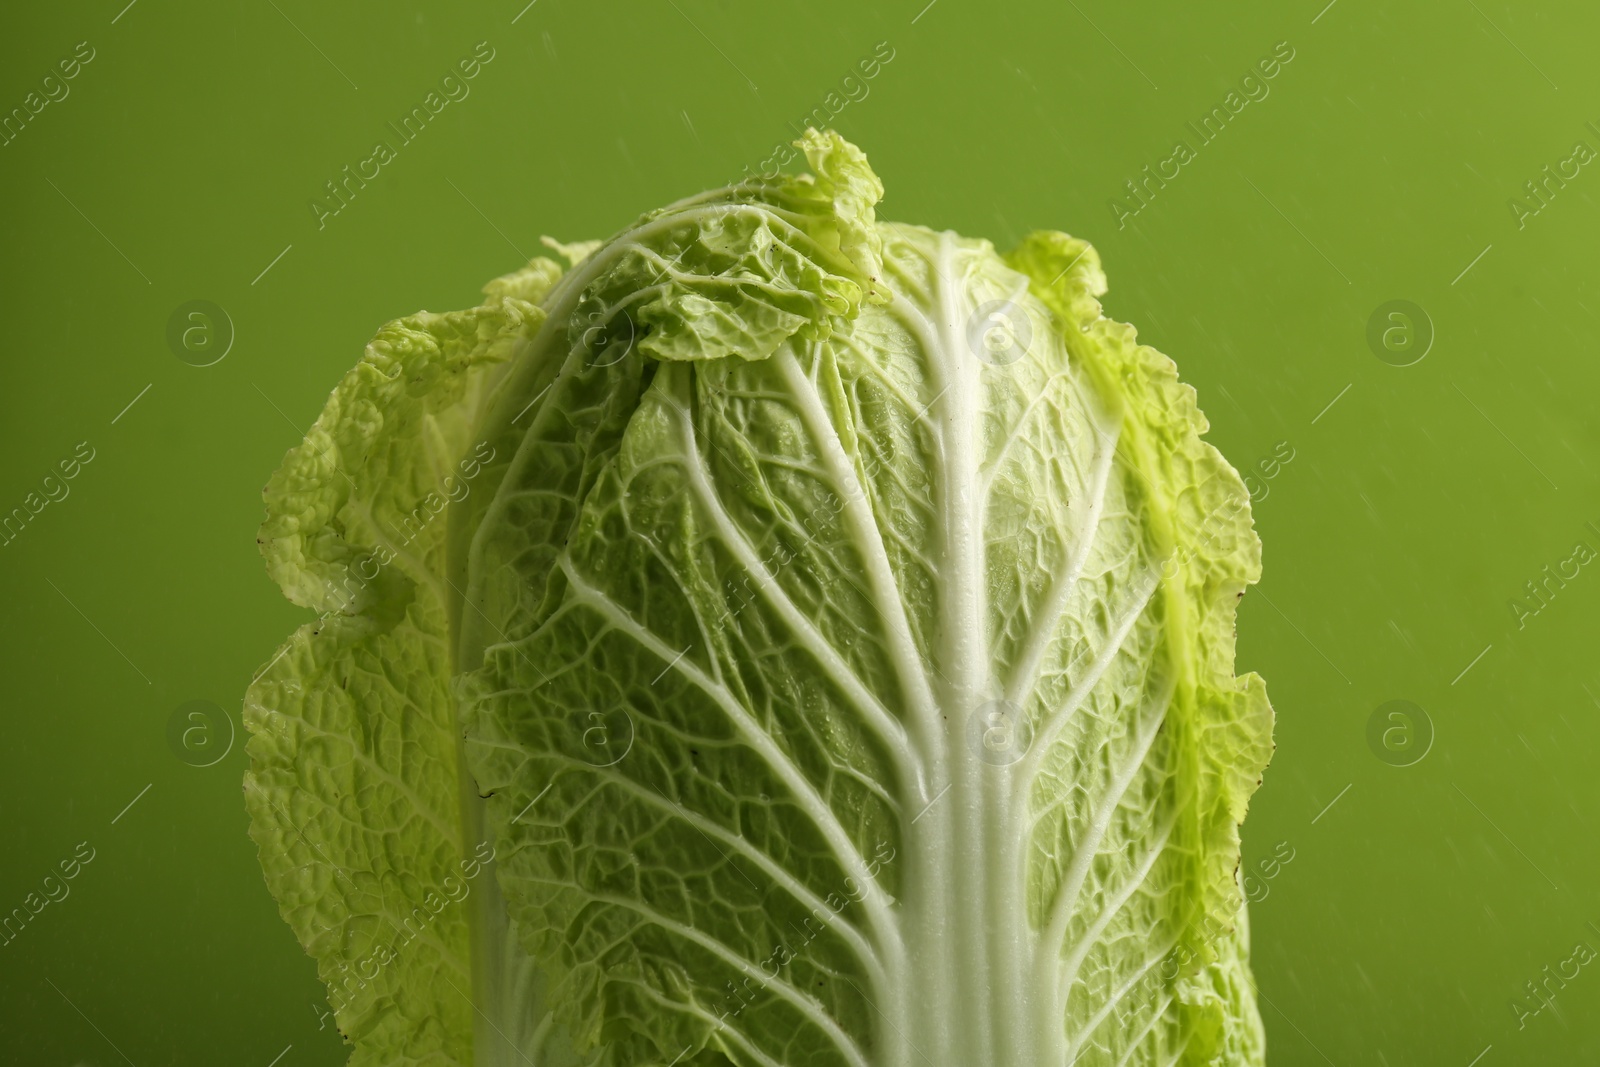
3;1;1596;1063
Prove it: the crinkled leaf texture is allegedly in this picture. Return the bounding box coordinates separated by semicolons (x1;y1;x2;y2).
245;128;1273;1067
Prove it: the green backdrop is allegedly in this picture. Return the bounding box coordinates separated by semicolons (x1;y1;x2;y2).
3;0;1595;1063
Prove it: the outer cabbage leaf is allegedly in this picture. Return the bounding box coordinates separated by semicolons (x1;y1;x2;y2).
243;259;583;1067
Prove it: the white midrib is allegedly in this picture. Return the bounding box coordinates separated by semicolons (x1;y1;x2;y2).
895;233;1166;1067
927;233;1019;1067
